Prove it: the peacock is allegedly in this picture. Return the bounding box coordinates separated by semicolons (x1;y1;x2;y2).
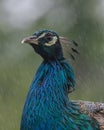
20;29;100;130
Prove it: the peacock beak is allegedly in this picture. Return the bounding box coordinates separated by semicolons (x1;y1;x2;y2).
21;36;38;45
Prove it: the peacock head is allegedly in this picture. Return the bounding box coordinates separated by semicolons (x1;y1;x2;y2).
21;30;64;60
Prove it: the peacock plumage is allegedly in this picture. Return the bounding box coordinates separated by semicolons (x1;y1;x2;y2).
20;30;99;130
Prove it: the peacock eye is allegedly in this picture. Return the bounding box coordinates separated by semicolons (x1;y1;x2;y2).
46;37;52;41
45;33;53;41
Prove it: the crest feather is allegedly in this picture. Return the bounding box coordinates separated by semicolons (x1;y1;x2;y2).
59;36;79;60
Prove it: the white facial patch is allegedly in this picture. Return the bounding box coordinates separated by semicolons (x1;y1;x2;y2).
45;36;57;46
38;33;46;39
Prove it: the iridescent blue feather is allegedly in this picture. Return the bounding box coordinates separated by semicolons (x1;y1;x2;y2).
21;60;99;130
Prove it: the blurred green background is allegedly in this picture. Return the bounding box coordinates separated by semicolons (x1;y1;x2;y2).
0;0;104;129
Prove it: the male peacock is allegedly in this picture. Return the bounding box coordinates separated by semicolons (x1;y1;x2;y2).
20;30;99;130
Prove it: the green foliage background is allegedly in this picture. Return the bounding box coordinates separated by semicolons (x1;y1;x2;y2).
0;0;104;129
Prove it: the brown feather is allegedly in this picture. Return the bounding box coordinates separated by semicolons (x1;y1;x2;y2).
59;36;79;60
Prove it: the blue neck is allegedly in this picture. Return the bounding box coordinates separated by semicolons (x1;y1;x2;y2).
30;59;75;99
21;59;99;130
21;59;76;130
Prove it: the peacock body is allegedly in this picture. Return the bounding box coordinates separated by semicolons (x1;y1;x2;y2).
20;30;99;130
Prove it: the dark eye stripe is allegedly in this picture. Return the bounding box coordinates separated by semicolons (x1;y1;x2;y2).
45;33;53;41
46;37;52;41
